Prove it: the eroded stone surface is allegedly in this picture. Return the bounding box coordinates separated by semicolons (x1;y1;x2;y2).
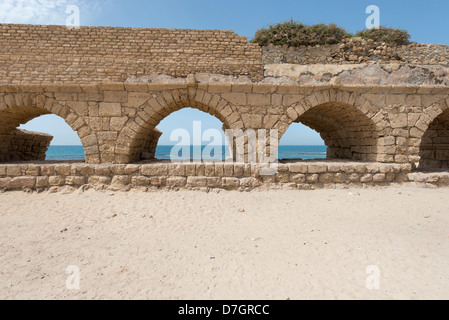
1;83;448;168
0;161;417;192
0;24;449;172
265;63;449;86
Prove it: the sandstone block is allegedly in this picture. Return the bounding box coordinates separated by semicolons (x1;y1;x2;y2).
66;176;86;186
89;176;112;185
7;166;22;177
7;177;35;189
55;164;72;176
0;178;11;188
35;176;49;187
308;164;327;174
319;173;333;183
141;164;168;176
41;165;55;176
206;177;222;187
222;177;240;188
99;103;122;117
166;177;187;187
373;173;386;182
291;174;306;183
111;175;130;186
360;174;373;183
348;173;360;182
288;164;308;174
49;176;65;186
187;176;207;187
239;177;261;188
124;165;140;175
276;173;290;183
333;173;346;183
132;176;151;186
306;174;319;184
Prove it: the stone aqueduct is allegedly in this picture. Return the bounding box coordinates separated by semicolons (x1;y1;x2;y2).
2;83;449;167
1;24;449;190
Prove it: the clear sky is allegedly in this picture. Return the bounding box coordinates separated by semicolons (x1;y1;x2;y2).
3;0;448;146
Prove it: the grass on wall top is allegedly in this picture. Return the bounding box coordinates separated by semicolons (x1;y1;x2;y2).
251;19;411;47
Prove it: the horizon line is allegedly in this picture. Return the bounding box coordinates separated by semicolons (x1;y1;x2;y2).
49;144;327;147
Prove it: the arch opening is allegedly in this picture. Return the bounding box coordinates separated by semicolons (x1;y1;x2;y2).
20;115;85;161
0;106;85;162
154;108;229;161
279;123;326;160
419;109;449;170
286;102;379;162
126;101;232;163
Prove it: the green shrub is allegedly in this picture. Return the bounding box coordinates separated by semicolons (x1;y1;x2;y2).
251;19;351;47
355;26;411;45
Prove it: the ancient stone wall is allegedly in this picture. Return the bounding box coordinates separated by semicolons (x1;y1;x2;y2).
1;83;449;168
142;129;163;160
0;24;264;84
6;129;53;162
0;161;416;192
262;39;449;66
419;109;449;169
1;24;449;176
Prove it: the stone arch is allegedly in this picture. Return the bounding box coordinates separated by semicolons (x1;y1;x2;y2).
0;93;99;163
281;90;381;161
115;90;243;163
418;100;449;169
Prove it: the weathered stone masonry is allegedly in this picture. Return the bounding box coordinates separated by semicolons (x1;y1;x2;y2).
2;83;448;167
0;24;264;83
8;129;52;161
0;161;418;192
1;24;449;191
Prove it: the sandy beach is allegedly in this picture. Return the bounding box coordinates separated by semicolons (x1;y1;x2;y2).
0;187;448;300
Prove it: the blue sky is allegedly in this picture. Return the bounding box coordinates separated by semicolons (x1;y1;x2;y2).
4;0;448;145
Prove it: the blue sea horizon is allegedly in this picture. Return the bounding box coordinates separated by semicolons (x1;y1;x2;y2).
46;145;327;161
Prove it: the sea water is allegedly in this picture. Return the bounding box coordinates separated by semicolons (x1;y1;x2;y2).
46;145;327;161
